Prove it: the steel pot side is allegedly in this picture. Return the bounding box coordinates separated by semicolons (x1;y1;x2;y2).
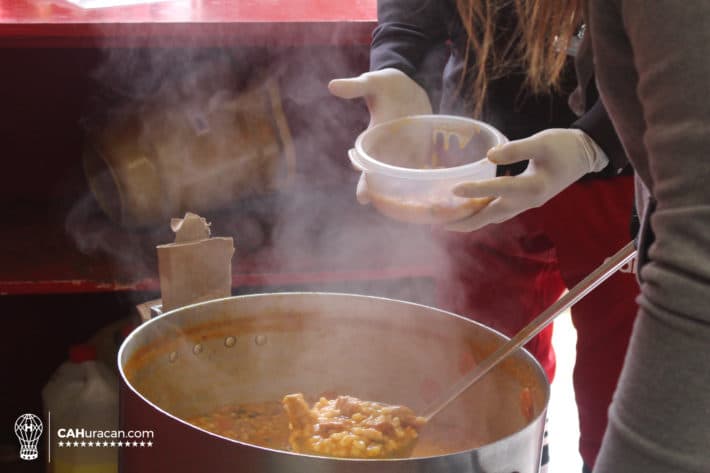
118;292;549;473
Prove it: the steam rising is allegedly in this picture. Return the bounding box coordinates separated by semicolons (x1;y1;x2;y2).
67;24;549;371
65;26;466;306
16;21;554;468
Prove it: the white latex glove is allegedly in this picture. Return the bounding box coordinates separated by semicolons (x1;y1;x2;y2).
445;128;610;232
329;68;432;203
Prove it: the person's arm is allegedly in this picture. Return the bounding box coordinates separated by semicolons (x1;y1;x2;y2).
329;1;451;204
591;2;710;472
570;30;630;177
370;0;450;76
497;97;630;179
571;99;628;176
329;0;450;123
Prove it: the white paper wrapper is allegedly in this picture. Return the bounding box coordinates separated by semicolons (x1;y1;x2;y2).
157;213;234;312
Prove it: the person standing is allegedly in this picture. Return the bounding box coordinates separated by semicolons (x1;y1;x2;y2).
446;1;710;472
329;1;639;471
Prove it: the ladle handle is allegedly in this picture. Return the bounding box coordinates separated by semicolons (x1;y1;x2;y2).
423;240;637;421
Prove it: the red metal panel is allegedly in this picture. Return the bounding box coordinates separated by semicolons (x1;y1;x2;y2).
0;269;437;295
0;195;440;295
0;2;429;296
0;0;377;47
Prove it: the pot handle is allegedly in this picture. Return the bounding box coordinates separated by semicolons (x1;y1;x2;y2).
135;299;164;323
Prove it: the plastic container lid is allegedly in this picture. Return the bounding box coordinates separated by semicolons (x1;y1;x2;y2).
69;344;97;363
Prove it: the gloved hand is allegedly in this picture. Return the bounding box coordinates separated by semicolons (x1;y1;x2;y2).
445;128;610;232
329;68;432;203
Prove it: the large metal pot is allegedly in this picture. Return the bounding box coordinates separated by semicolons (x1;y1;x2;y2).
118;292;549;473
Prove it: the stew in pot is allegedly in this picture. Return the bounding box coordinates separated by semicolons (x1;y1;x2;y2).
282;393;425;458
187;395;476;459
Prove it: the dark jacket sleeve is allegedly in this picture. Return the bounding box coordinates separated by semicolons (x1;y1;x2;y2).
370;0;451;75
571;99;630;175
569;30;630;176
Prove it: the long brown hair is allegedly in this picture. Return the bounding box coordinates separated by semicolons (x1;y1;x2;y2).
455;0;583;116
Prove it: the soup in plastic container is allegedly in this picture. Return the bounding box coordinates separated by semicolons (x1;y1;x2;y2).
350;115;506;225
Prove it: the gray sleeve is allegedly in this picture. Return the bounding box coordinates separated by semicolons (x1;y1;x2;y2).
594;2;710;472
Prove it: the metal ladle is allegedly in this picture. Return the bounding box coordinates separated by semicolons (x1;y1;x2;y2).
422;240;637;422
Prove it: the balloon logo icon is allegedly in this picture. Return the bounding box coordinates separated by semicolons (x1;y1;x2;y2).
14;413;43;460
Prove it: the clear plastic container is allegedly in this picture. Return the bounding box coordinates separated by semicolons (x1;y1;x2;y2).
350;115;507;225
42;344;119;473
